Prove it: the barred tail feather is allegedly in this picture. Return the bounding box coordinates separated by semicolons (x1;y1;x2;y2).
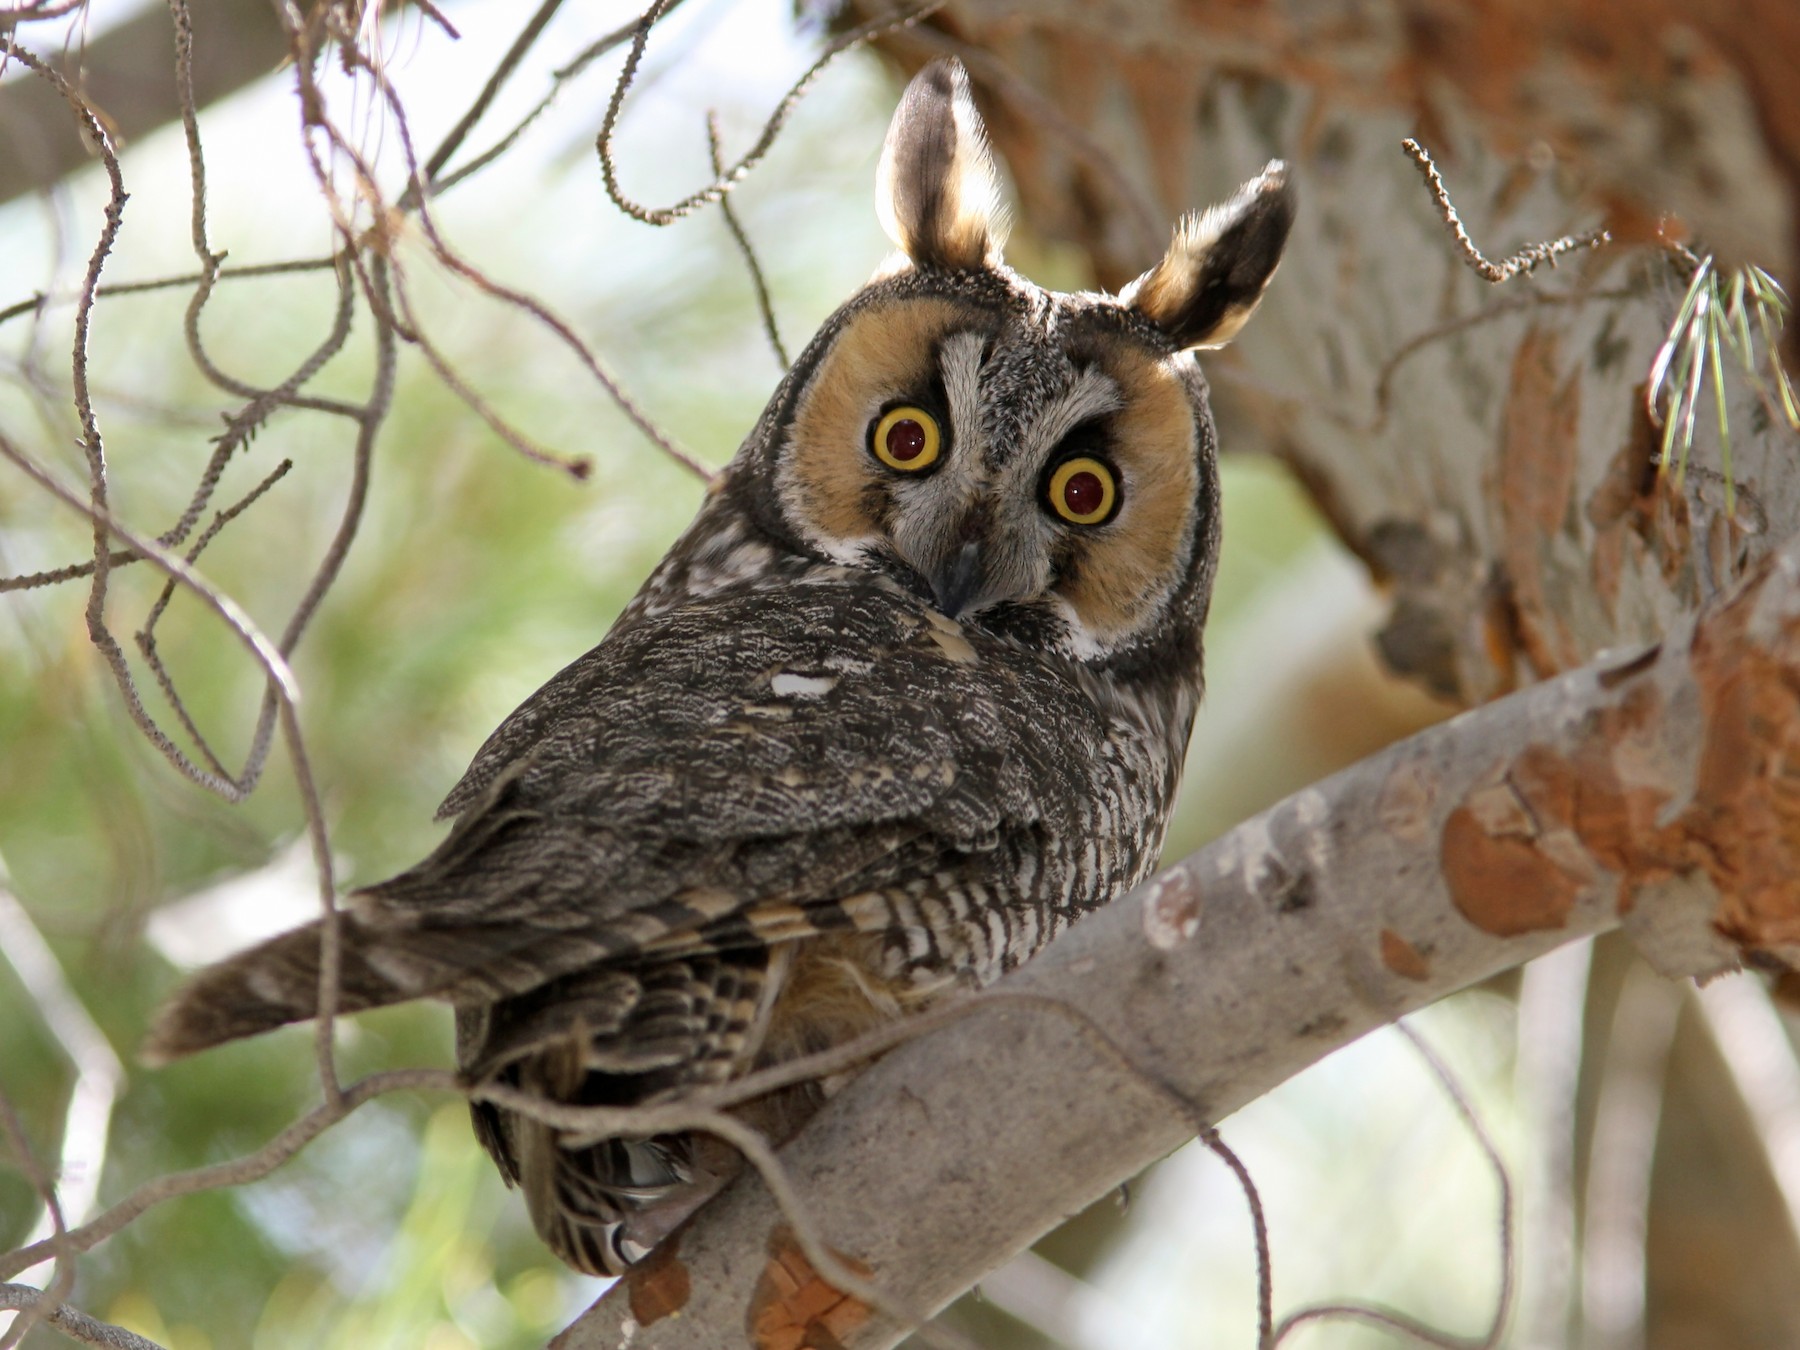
143;914;428;1063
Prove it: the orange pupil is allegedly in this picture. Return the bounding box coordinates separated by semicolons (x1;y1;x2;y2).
886;419;927;461
1062;470;1104;517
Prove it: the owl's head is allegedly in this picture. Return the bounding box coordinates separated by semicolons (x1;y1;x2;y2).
739;58;1292;683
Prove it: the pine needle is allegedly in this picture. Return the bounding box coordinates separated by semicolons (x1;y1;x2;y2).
1648;255;1798;515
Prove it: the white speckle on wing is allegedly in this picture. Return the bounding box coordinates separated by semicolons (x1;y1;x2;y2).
246;967;289;1006
771;671;838;698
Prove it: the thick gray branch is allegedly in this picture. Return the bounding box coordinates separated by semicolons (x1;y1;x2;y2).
561;539;1800;1347
0;0;287;205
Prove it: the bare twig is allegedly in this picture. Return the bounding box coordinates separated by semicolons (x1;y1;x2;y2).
0;433;295;794
346;40;694;481
1271;1022;1516;1349
0;49;150;836
0;429;344;1106
1201;1127;1274;1349
410;0;458;41
0;1286;166;1350
0;424;297;763
404;0;567;208
0;38;319;803
0;257;342;330
0;1070;453;1282
426;4;686;201
0;0;89;23
385;266;596;479
0;1089;72;1350
136;459;296;783
596;0;945;227
1402;138;1611;284
167;0;243;404
708;112;788;370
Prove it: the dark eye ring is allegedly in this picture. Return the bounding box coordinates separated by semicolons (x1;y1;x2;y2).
871;406;942;472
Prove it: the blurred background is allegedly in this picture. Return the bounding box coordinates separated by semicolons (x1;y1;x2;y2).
3;2;1799;1347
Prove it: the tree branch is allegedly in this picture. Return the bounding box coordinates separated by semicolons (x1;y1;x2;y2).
0;0;290;206
0;1286;166;1350
561;533;1800;1347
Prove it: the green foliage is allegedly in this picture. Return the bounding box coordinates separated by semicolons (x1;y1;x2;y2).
1649;256;1798;514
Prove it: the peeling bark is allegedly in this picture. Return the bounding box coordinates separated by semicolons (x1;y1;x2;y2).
562;536;1800;1349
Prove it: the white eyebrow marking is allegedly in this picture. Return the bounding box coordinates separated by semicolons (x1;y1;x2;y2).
1026;366;1123;462
938;330;987;454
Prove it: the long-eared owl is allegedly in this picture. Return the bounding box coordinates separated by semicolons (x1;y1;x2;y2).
147;58;1294;1274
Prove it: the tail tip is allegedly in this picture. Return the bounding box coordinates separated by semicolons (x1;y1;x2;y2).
139;1001;220;1067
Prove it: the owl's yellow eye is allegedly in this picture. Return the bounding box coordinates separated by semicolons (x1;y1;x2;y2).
871;406;942;472
1047;457;1118;525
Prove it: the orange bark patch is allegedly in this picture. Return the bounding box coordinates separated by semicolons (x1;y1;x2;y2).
1497;327;1585;679
1527;687;1690;890
1436;561;1800;960
1584;391;1660;619
1682;583;1800;949
1442;791;1587;936
1586;390;1697;616
1380;928;1432;981
625;1235;691;1327
1441;687;1674;936
749;1226;874;1350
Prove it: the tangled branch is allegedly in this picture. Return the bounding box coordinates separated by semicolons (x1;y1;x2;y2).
0;1286;163;1350
1402;137;1612;283
596;0;946;226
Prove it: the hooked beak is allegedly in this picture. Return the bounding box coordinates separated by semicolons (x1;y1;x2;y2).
928;540;986;619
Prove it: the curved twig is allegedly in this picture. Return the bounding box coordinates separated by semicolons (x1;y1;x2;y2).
708;111;788;370
595;0;945;227
0;1070;452;1283
1401;138;1611;284
0;1286;165;1350
1269;1022;1515;1349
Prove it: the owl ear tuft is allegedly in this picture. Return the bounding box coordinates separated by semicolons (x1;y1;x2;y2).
1123;162;1296;350
876;58;1008;270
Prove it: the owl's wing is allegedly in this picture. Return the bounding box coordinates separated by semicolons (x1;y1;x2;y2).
145;570;1116;1061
